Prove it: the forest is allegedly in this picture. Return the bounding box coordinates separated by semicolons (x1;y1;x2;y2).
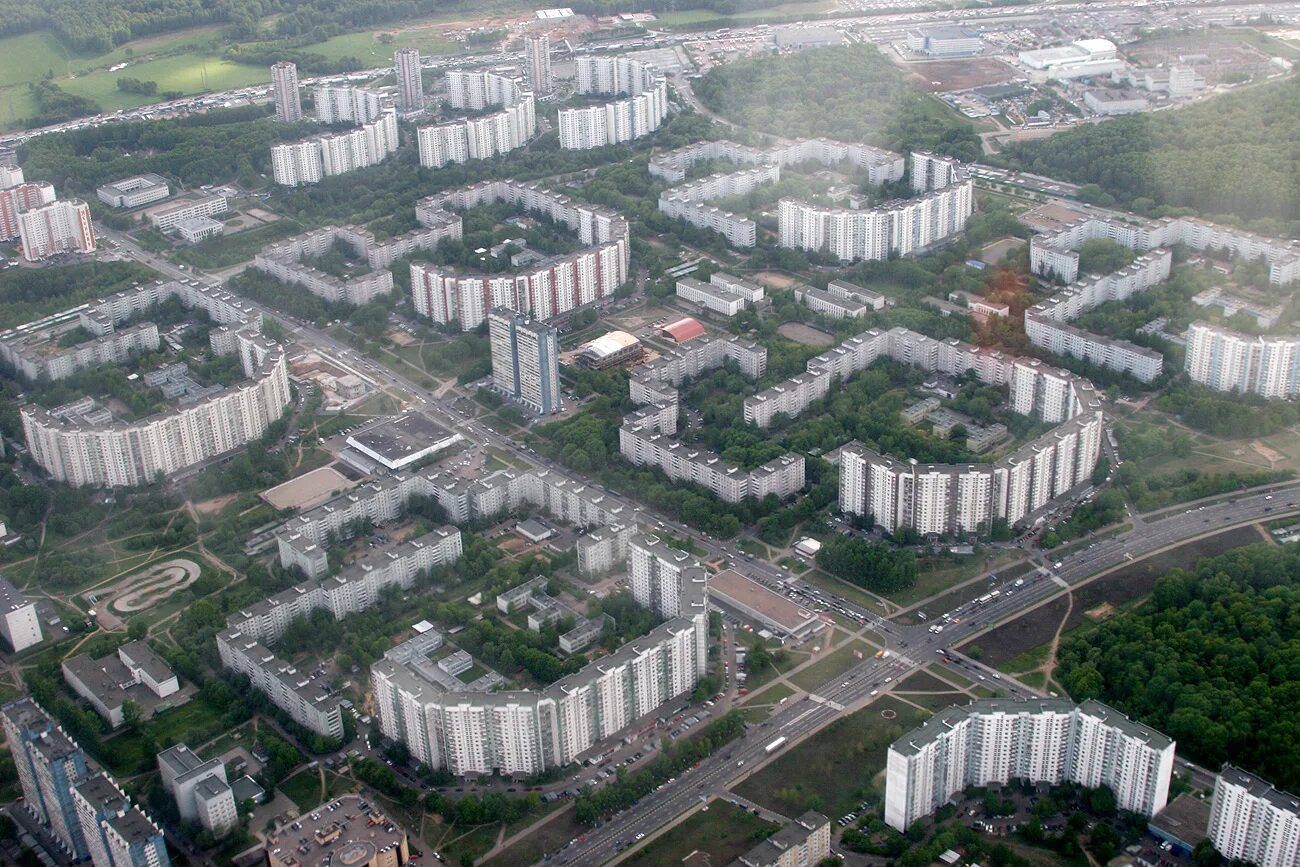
1056;543;1300;791
998;77;1300;234
694;45;981;160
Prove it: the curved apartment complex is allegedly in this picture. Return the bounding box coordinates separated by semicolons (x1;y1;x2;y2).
558;57;668;150
418;71;537;168
18;281;291;488
410;180;629;330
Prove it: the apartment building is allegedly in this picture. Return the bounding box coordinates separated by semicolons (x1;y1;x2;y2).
0;180;56;240
73;773;172;867
416;95;536;168
558;57;667;149
523;35;554;94
410;181;628;328
1207;766;1300;867
271;61;302;123
885;699;1175;832
314;85;388;124
657;165;779;247
23;327;291;487
1185;322;1300;398
490;308;560;415
19;199;95;261
394;48;423;113
271;109;399;186
371;542;706;777
218;527;463;737
733;811;831;867
0;577;42;652
2;698;91;858
576;522;635;575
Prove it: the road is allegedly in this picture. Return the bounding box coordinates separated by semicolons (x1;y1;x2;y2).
556;483;1300;864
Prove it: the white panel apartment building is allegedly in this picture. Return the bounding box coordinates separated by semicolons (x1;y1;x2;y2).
18;200;95;261
885;699;1175;832
149;192;228;233
419;71;536;168
0;577;42;652
1207;766;1300;867
1;179;56;241
370;536;706;777
271;109;399;186
314;85;387;124
19;281;291;488
658;165;780;248
1185;322;1300;399
558;57;668;149
410;180;629;329
523;35;554;94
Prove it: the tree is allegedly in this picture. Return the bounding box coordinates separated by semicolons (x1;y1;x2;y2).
127;619;148;641
121;700;143;731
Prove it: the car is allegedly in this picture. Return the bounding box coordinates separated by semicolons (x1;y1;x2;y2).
635;833;645;841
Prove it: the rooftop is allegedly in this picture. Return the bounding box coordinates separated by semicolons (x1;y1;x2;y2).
710;568;820;635
0;576;30;614
345;413;463;470
659;317;706;343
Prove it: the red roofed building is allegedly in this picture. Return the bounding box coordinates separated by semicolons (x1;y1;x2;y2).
659;317;705;343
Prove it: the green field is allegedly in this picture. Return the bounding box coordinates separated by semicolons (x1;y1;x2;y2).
61;54;270;112
788;639;875;692
658;0;838;26
622;801;778;865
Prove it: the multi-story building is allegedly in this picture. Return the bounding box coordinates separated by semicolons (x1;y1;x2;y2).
394;48;424;113
489;308;560;414
416;84;535;169
558;56;668;149
676;277;749;316
270;61;302;123
62;640;180;727
779;179;974;262
1207;766;1300;867
827;278;888;310
410;181;628;328
314;85;388;124
739;325;1102;532
371;543;707;777
907;26;983;56
1184;322;1300;399
0;577;42;652
885;699;1175;832
18;199;95;261
157;744;237;835
734;811;831;867
794;284;868;319
74;773;172;867
0;180;56;241
523;35;554;94
271;110;399;186
96;174;170;209
219;527;464;737
658;165;780;247
23;325;290;488
576;523;635;575
2;698;92;858
149;192;228;233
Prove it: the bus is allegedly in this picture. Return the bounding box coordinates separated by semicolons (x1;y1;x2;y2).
765;736;788;754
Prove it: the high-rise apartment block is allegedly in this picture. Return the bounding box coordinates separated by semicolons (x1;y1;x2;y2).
270;109;399;186
1207;766;1300;867
0;180;56;241
314;85;387;125
270;61;302;123
2;698;91;858
73;773;172;867
885;699;1174;832
489;308;560;415
558;57;668;149
0;576;42;652
417;72;535;169
18;199;96;261
157;744;237;835
395;48;424;113
1185;322;1300;399
523;35;554;94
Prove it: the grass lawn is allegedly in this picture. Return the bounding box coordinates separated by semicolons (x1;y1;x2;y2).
480;805;584;867
744;680;796;706
61;53;269;112
280;769;326;811
174;219;302;269
788;639;875;692
658;0;838;26
622;800;778;866
733;695;928;819
737;538;772;559
428;821;500;867
890;549;1024;608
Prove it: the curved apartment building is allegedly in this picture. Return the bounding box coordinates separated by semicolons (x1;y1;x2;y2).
558;57;668;150
410;180;629;330
418;71;537;168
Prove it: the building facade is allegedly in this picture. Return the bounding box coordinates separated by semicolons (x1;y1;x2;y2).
395;48;423;113
558;57;667;150
271;61;302;123
1207;766;1300;867
0;577;42;652
19;199;95;261
885;699;1175;832
523;35;554;94
314;85;387;125
489;308;561;414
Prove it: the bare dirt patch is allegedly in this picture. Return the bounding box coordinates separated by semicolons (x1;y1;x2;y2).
194;493;238;516
753;271;798;289
1085;602;1116;622
777;322;835;347
900;57;1020;92
261;466;356;511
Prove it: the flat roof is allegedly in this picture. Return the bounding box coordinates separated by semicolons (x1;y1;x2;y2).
0;576;30;613
346;413;463;470
1149;793;1211;847
710;568;820;635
